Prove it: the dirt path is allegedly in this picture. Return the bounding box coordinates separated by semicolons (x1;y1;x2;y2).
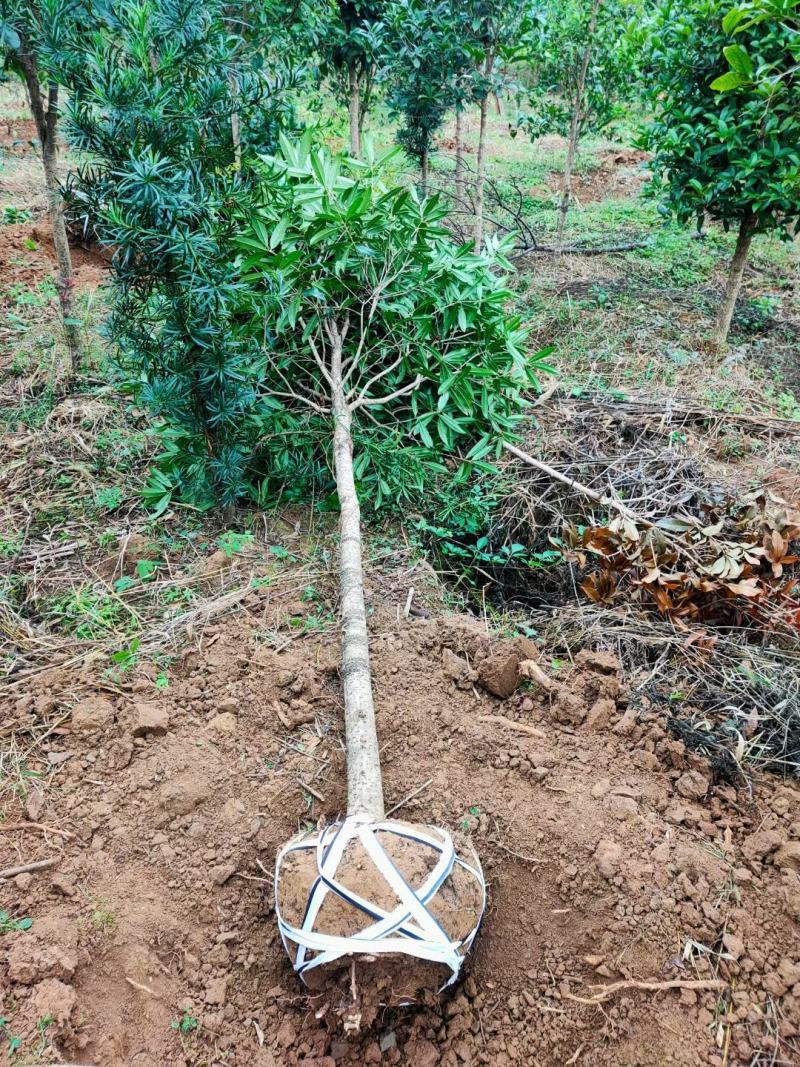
2;588;799;1066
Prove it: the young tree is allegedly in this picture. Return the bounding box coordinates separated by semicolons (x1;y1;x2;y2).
644;0;800;345
552;0;602;249
235;137;550;506
467;0;540;251
236;139;547;991
383;0;472;196
520;0;642;249
321;1;386;156
0;0;84;378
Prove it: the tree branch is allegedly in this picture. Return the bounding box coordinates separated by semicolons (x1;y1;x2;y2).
351;374;424;411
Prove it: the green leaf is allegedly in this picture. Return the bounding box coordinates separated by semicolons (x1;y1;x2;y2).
722;9;746;34
710;70;751;91
269;216;289;249
723;44;753;76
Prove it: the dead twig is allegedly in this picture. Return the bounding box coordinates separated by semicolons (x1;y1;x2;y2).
0;821;74;839
125;976;163;999
403;586;415;619
0;856;59;879
384;777;433;817
564;977;726;1005
298;779;327;803
476;714;546;739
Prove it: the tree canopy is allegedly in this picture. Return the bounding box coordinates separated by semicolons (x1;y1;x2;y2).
233;137;551;507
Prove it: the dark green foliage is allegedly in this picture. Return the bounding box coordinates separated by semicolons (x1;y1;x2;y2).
234;137;552;508
713;0;800;95
320;0;386;117
59;0;305;508
383;0;474;172
642;0;800;237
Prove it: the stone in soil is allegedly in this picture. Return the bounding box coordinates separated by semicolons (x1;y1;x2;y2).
476;651;520;699
131;702;169;736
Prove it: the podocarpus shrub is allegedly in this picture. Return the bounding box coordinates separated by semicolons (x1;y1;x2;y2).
58;0;306;511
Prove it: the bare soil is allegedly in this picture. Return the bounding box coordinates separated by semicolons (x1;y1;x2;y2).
2;582;799;1066
0;223;108;301
0;117;39;152
542;149;651;204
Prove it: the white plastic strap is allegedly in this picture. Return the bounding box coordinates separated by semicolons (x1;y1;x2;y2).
274;816;485;988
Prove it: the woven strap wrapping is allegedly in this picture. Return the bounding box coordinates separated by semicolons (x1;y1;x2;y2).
275;816;485;987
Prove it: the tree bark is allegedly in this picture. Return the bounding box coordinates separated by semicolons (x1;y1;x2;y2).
714;212;755;346
473;51;494;254
556;0;601;253
229;72;242;168
419;148;428;199
330;335;384;821
348;62;361;157
455;106;465;206
18;49;82;377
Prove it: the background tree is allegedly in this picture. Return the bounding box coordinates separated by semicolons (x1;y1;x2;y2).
643;0;800;345
519;0;642;248
467;0;541;252
59;0;305;511
0;0;84;378
321;1;386;155
383;0;473;195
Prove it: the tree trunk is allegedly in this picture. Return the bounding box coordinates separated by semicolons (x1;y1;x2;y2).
330;339;384;821
419;148;428;199
455;106;465;206
556;0;601;252
359;67;371;143
473;51;494;254
348;62;361;157
714;213;755;346
18;52;82;378
229;73;241;168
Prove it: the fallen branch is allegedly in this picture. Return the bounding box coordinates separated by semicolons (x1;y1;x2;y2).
500;439;703;566
501;439;635;516
564;977;726;1005
518;240;650;257
0;856;58;879
562;392;800;438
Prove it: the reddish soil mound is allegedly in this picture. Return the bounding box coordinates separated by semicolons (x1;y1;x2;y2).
547;149;651;203
1;602;799;1066
0;222;108;300
0;118;39;152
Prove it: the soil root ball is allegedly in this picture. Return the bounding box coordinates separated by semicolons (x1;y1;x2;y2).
275;816;485;1023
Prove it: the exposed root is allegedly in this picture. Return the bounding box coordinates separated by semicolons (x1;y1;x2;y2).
564;977;726;1006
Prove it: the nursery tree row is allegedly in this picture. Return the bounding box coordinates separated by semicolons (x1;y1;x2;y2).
0;0;797;511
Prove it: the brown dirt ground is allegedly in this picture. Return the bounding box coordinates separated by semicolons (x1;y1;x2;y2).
0;223;108;301
0;117;39;153
542;149;651;204
2;574;799;1067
